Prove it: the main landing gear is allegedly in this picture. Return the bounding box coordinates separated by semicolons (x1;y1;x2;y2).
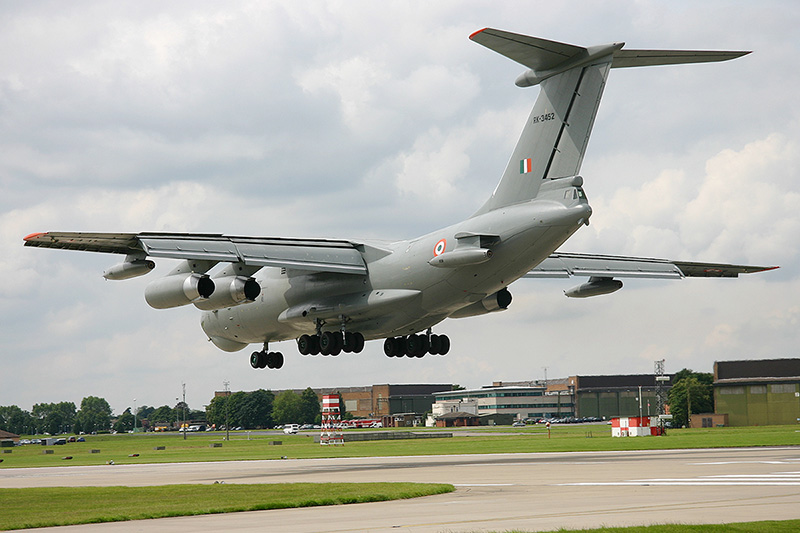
250;347;284;369
297;331;365;356
383;332;450;358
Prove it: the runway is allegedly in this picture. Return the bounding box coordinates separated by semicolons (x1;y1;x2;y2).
3;447;800;532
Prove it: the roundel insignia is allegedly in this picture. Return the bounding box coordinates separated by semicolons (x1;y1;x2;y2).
433;238;447;257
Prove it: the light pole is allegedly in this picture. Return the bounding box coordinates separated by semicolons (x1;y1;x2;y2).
133;398;137;433
223;381;230;441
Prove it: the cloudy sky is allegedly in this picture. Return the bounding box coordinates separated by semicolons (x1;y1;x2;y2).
2;1;798;416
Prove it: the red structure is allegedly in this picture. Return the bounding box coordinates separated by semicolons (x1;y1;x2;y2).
320;394;344;445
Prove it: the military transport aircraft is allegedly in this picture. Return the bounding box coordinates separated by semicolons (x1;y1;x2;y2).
24;28;776;370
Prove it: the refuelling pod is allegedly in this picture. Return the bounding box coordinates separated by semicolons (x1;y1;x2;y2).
450;288;512;318
194;276;261;311
145;273;215;309
103;258;155;280
564;277;623;298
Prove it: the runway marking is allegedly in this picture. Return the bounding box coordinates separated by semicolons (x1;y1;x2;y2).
454;483;515;486
561;471;800;487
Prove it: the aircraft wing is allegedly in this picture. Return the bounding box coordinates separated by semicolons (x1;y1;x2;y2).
524;252;777;279
23;231;367;275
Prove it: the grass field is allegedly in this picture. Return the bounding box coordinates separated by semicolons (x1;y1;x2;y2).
0;483;454;530
1;424;798;469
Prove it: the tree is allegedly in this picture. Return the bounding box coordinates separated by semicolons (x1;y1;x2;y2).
75;396;112;434
272;391;303;425
241;389;274;429
32;402;77;434
149;405;175;428
0;405;34;435
205;395;228;428
668;369;713;427
299;388;320;425
113;410;135;433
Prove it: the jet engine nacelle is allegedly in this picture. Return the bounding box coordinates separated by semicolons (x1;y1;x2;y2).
144;273;215;309
429;248;493;268
450;288;512;318
564;277;623;298
194;276;261;311
102;259;155;280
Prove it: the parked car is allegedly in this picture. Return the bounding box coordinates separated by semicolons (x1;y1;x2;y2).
512;421;526;427
283;424;299;434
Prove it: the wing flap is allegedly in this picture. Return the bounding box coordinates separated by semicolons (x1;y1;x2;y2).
525;252;776;279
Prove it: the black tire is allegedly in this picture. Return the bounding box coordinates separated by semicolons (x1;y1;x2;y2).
406;334;424;357
308;335;320;355
438;335;450;355
320;331;336;355
250;351;261;369
297;335;311;355
383;337;397;357
258;352;268;368
273;352;284;369
266;352;275;369
429;334;441;355
353;332;365;353
343;331;355;353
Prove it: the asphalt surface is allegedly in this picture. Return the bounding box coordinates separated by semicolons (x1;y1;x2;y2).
3;447;800;532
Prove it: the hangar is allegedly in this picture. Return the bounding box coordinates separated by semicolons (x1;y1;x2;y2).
714;358;800;426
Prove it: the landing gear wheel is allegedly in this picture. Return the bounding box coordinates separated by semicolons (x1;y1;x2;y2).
438;335;450;355
250;351;261;369
266;351;284;369
297;335;312;355
406;334;427;358
353;332;365;353
319;331;333;355
429;334;441;355
343;331;355;353
384;337;401;357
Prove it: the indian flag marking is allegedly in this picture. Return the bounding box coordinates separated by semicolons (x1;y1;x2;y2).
520;158;533;174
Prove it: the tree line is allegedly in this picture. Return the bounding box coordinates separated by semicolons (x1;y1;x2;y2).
1;388;327;435
0;396;113;435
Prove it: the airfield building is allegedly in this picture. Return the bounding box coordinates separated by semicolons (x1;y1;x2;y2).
713;358;800;426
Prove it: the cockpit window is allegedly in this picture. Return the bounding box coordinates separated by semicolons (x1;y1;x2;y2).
576;187;586;199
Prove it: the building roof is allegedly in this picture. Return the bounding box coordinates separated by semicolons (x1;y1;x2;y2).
0;430;20;440
437;411;480;419
576;374;674;390
715;359;800;381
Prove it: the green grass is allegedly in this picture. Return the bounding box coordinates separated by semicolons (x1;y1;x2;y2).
2;424;798;469
0;482;454;530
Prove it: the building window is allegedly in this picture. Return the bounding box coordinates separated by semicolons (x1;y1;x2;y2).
770;384;796;394
750;385;766;394
720;387;745;395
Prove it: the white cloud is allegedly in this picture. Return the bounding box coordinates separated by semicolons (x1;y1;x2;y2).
1;2;798;414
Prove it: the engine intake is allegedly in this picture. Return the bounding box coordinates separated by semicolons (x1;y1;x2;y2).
450;288;512;318
194;276;261;311
145;273;214;309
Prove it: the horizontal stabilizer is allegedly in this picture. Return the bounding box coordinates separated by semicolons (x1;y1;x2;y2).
611;49;751;69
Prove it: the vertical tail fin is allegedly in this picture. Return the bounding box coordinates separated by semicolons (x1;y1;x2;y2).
470;28;749;216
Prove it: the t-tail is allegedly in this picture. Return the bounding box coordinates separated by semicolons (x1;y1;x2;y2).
470;28;749;216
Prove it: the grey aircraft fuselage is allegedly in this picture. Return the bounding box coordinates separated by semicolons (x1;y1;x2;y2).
200;178;590;351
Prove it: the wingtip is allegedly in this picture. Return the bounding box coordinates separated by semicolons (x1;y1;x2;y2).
23;232;46;242
469;28;488;41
